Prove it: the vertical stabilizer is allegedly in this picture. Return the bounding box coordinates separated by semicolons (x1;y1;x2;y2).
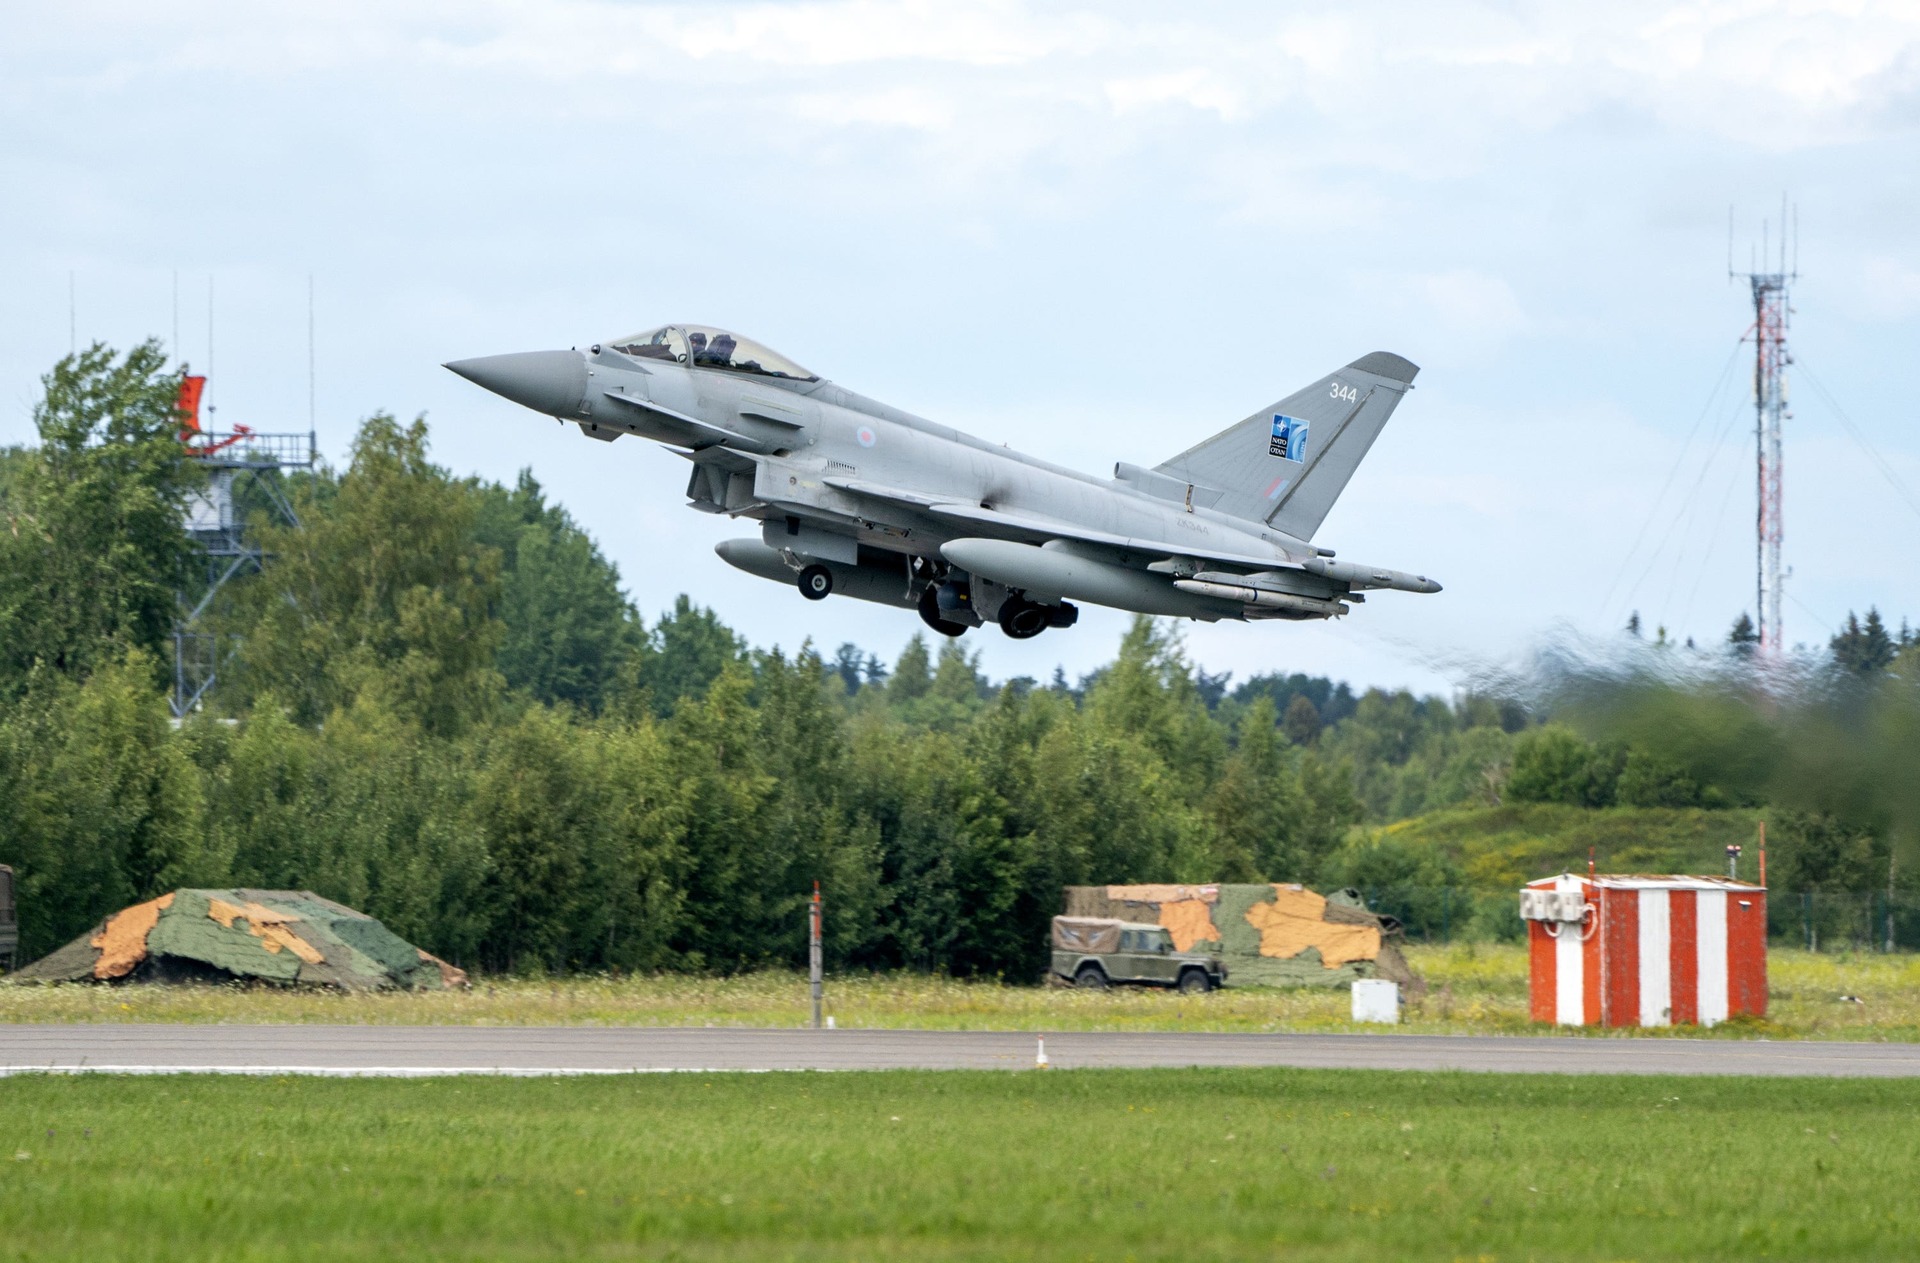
1152;352;1418;539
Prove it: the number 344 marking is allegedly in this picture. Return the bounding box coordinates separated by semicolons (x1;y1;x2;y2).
1329;381;1359;404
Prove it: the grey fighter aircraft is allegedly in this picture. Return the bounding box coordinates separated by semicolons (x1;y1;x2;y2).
445;326;1439;639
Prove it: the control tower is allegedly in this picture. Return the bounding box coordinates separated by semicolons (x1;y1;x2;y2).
171;374;316;717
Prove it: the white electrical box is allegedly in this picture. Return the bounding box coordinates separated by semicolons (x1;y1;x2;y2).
1519;889;1587;922
1351;978;1400;1024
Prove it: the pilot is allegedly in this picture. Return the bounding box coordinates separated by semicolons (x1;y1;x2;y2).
687;330;709;358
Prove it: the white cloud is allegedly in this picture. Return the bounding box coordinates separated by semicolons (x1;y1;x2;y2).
3;0;1919;693
1856;254;1920;318
792;86;957;130
1104;69;1249;122
1413;271;1532;350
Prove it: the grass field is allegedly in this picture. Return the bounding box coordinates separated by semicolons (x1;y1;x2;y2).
2;1068;1914;1261
6;945;1920;1040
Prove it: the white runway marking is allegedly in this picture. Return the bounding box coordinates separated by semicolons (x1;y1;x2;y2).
0;1065;770;1077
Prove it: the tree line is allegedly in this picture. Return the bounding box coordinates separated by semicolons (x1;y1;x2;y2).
2;345;1915;974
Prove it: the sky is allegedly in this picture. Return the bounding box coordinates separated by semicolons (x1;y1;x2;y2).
4;1;1918;696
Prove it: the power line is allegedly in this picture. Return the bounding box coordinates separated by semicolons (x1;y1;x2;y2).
1796;359;1920;525
1678;436;1749;635
1657;381;1750;617
1622;365;1749;619
1598;338;1744;618
1788;590;1832;639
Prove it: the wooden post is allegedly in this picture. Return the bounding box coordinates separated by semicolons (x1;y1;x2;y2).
809;881;824;1031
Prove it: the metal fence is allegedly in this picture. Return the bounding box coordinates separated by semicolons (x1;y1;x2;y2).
1348;885;1920;952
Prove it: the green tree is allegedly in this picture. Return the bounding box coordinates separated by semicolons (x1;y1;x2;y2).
1728;612;1759;658
1083;617;1224;789
202;700;317;891
1832;609;1897;676
0;653;210;958
1207;696;1308;880
1616;748;1702;808
476;471;642;713
0;343;198;694
1282;693;1322;745
887;635;932;704
663;666;778;971
632;596;746;717
847;723;1019;974
751;645;884;966
211;688;492;959
1773;811;1881;893
469;706;686;972
228;415;502;735
932;641;988;703
1507;726;1620;808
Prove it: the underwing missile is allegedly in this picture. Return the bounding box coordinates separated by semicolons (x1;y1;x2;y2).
1301;556;1442;594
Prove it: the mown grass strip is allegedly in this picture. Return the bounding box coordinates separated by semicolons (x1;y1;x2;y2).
6;945;1920;1040
1;1067;1914;1261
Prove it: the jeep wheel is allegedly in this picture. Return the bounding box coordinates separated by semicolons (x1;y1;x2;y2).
1177;969;1212;995
1074;964;1109;990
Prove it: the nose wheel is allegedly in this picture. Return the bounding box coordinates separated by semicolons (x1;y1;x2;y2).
798;564;833;601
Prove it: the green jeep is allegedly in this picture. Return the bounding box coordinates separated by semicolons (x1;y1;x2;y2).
1049;916;1226;993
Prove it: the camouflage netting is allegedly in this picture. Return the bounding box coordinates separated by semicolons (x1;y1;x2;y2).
1064;883;1421;992
6;890;468;991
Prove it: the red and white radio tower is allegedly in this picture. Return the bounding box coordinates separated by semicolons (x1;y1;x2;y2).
1732;202;1796;655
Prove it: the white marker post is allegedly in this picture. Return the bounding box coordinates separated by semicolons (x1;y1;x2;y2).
808;881;824;1031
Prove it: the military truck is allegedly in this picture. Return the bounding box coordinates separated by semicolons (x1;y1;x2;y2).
0;865;17;973
1049;916;1226;993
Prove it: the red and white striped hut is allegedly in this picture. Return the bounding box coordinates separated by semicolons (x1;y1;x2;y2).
1522;875;1767;1027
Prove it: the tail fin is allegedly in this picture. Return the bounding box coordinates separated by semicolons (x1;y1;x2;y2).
1151;352;1418;539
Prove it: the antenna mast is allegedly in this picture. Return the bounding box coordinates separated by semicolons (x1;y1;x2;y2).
1731;197;1796;656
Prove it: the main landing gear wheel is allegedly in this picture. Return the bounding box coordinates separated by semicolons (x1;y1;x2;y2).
798;565;833;601
997;595;1051;640
916;584;969;638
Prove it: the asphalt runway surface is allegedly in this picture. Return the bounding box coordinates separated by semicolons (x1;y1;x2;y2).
3;1025;1920;1078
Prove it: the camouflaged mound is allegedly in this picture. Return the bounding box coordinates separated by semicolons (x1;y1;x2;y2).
1064;883;1420;991
7;889;467;991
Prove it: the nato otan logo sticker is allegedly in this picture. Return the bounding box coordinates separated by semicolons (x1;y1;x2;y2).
1269;413;1310;462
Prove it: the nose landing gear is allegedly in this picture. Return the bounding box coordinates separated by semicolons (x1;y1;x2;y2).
798;564;833;601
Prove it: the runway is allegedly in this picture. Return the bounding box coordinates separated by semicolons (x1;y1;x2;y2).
3;1024;1919;1078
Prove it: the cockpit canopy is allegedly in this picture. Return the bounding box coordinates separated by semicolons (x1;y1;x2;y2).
605;325;817;382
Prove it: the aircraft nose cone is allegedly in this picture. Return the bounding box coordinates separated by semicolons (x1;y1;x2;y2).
444;350;587;418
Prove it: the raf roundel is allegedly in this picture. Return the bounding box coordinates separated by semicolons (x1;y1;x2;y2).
855;425;877;448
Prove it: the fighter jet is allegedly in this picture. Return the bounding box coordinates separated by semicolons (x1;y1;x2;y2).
445;325;1439;639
